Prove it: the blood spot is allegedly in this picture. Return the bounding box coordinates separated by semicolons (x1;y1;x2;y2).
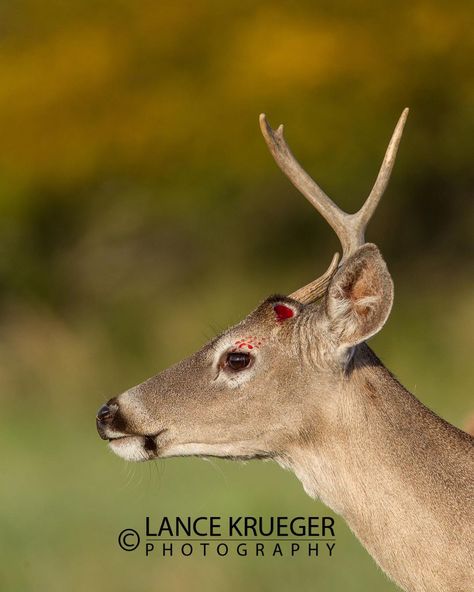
233;337;264;350
273;304;295;321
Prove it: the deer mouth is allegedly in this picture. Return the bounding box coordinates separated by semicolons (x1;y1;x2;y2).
107;431;165;462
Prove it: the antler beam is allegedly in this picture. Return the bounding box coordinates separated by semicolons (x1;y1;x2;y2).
260;109;409;303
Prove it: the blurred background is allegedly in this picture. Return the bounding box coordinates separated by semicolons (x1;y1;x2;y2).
0;1;473;591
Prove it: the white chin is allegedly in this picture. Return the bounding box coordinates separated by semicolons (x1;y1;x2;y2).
108;436;149;462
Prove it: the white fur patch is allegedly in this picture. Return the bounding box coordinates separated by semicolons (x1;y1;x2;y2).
108;436;149;462
162;440;262;459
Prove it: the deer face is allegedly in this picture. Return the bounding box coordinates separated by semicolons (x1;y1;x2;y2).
96;296;306;462
96;244;393;463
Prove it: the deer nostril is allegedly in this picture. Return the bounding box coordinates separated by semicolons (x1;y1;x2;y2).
97;403;114;423
96;399;126;441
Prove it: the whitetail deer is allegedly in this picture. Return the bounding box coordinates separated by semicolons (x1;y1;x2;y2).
96;110;474;592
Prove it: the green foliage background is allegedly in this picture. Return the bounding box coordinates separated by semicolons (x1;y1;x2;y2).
0;1;473;591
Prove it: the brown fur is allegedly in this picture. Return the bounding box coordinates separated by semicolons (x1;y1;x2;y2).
98;244;474;592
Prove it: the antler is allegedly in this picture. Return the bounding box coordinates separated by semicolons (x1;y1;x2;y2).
259;109;409;303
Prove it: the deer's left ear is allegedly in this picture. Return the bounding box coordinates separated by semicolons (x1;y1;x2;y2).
325;244;394;348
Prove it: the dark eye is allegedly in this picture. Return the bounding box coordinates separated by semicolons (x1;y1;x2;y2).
225;351;251;371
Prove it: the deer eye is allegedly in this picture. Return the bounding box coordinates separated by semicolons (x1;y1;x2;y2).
225;352;251;371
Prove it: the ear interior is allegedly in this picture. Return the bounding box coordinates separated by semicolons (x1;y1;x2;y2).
326;244;393;347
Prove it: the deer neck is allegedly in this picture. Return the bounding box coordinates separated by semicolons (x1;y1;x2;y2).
283;344;473;592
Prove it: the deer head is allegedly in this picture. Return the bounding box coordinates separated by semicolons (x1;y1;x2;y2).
96;110;474;592
96;109;408;464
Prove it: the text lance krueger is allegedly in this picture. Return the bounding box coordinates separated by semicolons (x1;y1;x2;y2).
120;516;337;558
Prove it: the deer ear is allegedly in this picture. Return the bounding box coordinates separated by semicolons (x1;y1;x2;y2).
326;244;393;348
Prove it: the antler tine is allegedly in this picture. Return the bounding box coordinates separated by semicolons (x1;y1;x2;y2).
354;108;409;241
289;252;340;303
259;113;353;257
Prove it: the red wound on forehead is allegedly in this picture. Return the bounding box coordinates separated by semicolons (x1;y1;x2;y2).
273;303;295;321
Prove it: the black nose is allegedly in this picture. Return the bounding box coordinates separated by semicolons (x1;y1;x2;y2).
96;400;119;440
97;404;114;422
